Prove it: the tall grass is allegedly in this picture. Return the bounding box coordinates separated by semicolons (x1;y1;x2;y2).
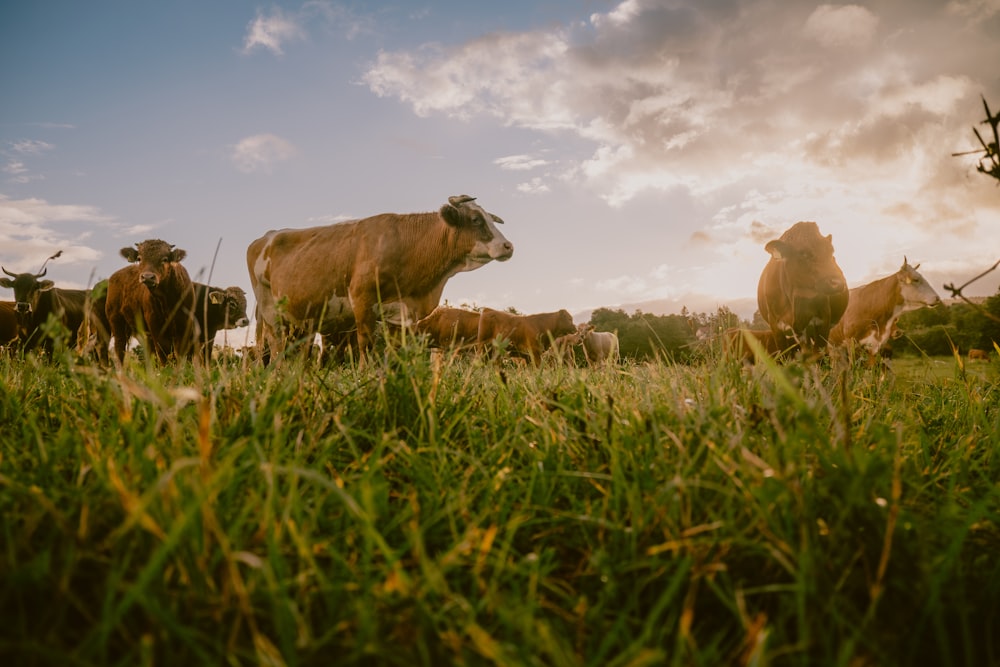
0;343;998;666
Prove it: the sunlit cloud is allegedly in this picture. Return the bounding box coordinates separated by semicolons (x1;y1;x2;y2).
230;134;297;173
495;154;550;171
516;177;550;195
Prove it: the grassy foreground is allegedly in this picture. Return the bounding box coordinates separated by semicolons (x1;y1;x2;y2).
1;343;998;667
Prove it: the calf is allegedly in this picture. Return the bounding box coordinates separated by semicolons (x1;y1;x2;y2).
0;267;88;354
578;325;620;365
757;221;848;354
723;328;794;364
105;239;197;364
828;259;941;356
414;306;482;350
968;348;990;361
476;308;577;365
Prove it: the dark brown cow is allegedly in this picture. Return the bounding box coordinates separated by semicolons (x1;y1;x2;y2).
0;300;18;349
476;308;577;365
968;348;990;361
756;221;848;354
0;267;88;353
247;195;514;362
828;259;941;356
414;306;482;350
192;284;249;362
105;239;197;364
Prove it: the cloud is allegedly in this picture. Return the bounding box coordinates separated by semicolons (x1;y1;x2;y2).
516;177;550;195
242;8;305;55
230;134;297;173
8;139;54;155
0;195;110;271
804;5;879;49
360;0;999;214
495;154;550;171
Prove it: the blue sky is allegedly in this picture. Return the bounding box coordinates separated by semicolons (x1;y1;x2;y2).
3;1;1000;345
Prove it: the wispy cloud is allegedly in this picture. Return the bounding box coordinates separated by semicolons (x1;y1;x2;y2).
495;154;550;171
0;195;111;271
230;134;297;173
242;8;305;55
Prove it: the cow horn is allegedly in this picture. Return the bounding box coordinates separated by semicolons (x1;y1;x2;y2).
448;195;477;207
2;266;16;278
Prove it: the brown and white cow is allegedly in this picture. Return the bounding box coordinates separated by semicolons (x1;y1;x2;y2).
828;258;941;356
247;195;514;362
0;266;89;354
105;239;197;364
414;306;482;350
476;308;577;365
578;324;620;365
757;221;848;354
0;300;18;349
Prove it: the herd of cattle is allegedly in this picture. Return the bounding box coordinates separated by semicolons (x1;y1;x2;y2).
0;195;962;368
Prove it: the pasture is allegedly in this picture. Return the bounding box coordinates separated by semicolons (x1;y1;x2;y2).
1;342;998;666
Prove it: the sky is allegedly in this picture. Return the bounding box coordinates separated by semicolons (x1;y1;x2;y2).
2;0;1000;347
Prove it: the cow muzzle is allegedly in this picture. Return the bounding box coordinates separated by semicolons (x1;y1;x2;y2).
140;273;160;289
15;302;31;314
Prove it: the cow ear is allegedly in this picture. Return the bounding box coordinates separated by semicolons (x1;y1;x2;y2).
0;278;13;289
764;240;788;259
209;290;225;305
120;247;140;263
169;248;187;263
439;202;466;228
39;280;55;292
490;213;504;225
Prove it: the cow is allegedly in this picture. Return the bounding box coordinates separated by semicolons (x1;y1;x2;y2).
105;239;197;365
0;300;19;349
756;221;848;355
723;327;795;364
0;266;88;354
546;330;584;365
578;324;620;365
247;195;514;363
476;308;577;365
414;306;482;351
828;258;941;356
968;348;990;361
192;284;250;362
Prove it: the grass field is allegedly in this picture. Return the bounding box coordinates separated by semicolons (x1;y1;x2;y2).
1;343;998;666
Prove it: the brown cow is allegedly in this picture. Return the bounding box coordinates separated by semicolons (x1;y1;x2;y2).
828;258;941;356
105;239;197;364
757;221;848;354
969;348;990;361
723;328;795;364
0;300;18;349
476;308;577;365
0;266;89;354
578;324;620;365
414;306;482;350
247;195;514;362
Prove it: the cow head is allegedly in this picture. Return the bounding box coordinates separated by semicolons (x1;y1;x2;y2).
121;239;187;290
764;222;847;298
0;267;55;315
898;257;942;308
440;195;514;265
554;309;577;337
209;286;250;328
